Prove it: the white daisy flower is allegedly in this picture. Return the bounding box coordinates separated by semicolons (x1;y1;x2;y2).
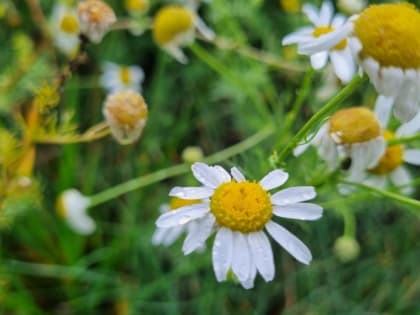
299;3;420;122
100;62;145;93
152;197;206;253
50;4;80;57
152;3;215;64
357;97;420;194
56;189;95;235
294;107;386;180
156;162;323;289
282;1;356;83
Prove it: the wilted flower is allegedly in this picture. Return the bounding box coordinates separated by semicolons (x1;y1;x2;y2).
50;3;80;57
152;4;214;63
56;189;95;235
100;62;145;93
282;1;356;82
77;0;116;43
103;90;148;145
156;162;323;289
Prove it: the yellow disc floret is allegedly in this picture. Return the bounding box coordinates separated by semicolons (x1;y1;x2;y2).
153;5;194;46
60;14;79;34
169;197;199;210
119;67;132;84
329;107;381;144
369;130;404;175
354;3;420;68
313;26;347;50
210;182;272;233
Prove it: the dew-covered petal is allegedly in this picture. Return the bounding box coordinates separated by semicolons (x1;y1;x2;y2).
156;203;209;228
349;137;386;176
231;232;252;283
191;162;230;188
169;186;214;199
273;203;323;220
241;258;257;289
271;186;316;205
212;228;233;282
259;169;289;190
161;226;185;246
396;112;420;137
248;231;275;282
231;167;246;182
404;149;420;166
310;51;329;70
265;221;312;265
182;215;215;255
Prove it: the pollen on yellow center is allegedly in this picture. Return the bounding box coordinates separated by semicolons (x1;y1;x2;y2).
210;181;272;233
119;67;132;84
369;130;404;175
60;14;79;34
169;197;199;210
313;26;348;50
329;107;381;144
354;3;420;68
152;5;194;46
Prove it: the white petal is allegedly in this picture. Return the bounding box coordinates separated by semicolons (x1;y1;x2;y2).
67;213;96;235
241;258;257;289
403;149;420;166
191;162;230;188
317;131;340;170
271;186;316;205
378;67;404;100
393;70;420;122
151;227;169;245
161;226;185;246
156;203;209;228
248;232;275;282
363;174;387;190
164;45;188;64
302;4;321;25
362;58;380;91
374;95;394;128
349;138;386;174
310;51;329;70
318;1;334;26
396;111;420;137
265;221;312;265
194;15;215;40
282;27;314;45
259;169;289;190
332;14;346;27
273;203;323;220
231;232;251;283
212;228;233;282
182;215;215;255
390;167;413;195
169;186;214;199
330;48;355;83
231;167;246;182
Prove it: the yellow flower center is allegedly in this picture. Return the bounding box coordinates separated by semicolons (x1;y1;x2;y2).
60;14;79;34
329;107;381;144
119;67;132;84
169;197;199;210
125;0;148;12
354;3;420;68
313;26;348;50
210;182;272;233
56;196;67;218
152;5;194;45
369;130;404;175
280;0;301;14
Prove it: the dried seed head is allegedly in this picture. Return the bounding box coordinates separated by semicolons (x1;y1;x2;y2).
103;90;148;145
77;0;116;43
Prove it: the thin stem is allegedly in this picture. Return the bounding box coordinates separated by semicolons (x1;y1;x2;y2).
33;123;110;144
276;75;366;163
88;125;275;207
388;133;420;146
343;211;356;237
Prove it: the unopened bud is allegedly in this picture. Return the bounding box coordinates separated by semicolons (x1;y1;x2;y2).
333;236;360;262
182;146;204;163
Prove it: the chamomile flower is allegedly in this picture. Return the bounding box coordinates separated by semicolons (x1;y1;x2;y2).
282;1;356;83
152;3;215;63
152;197;206;252
299;3;420;122
50;4;80;57
294;107;386;180
103;90;148;145
100;62;145;93
357;97;420;194
156;162;323;289
56;189;95;235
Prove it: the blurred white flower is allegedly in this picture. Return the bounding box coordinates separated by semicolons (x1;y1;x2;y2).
56;189;95;235
156;162;323;289
101;62;145;93
50;4;80;57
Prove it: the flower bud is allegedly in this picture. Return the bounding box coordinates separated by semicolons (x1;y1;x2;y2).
333;236;360;262
182;146;204;163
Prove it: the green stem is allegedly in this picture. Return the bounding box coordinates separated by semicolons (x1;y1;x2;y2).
388;133;420;146
276;75;366;163
88;125;275;207
343;211;356;238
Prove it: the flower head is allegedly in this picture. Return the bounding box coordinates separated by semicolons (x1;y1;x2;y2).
152;4;214;63
156;162;323;289
77;0;116;43
103;90;148;145
124;0;149;14
50;4;80;57
56;189;95;235
100;62;145;93
282;1;356;82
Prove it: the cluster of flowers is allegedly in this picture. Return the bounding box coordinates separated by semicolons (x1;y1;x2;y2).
56;0;420;289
